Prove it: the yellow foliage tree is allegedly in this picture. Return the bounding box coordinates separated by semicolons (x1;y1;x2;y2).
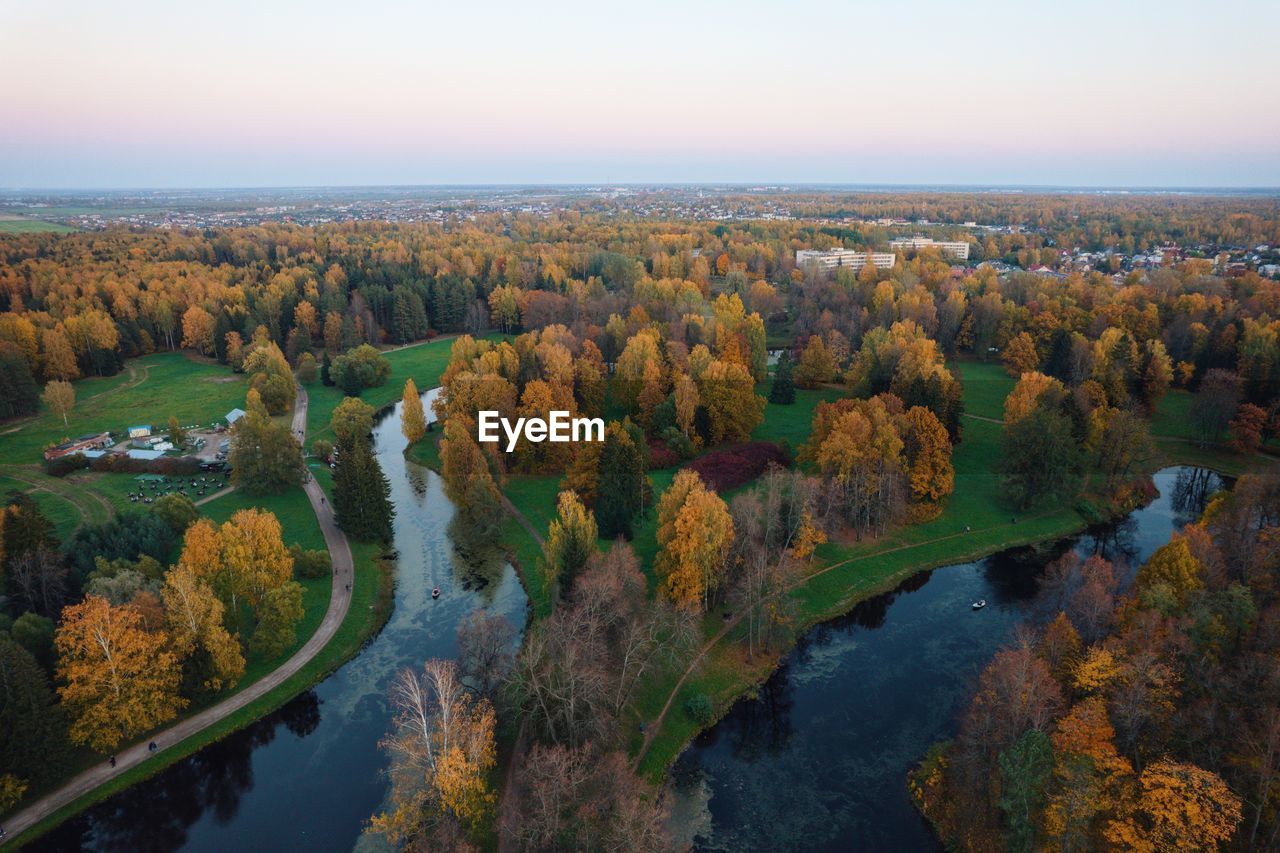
902;405;954;503
540;490;598;593
401;377;426;446
373;659;497;842
655;470;734;611
56;595;185;752
1136;537;1204;605
162;563;245;692
1103;759;1242;852
1002;331;1040;377
1003;371;1065;424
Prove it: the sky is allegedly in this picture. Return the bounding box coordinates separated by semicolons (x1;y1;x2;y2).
2;0;1278;189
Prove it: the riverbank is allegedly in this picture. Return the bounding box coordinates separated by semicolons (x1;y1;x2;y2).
413;362;1267;813
12;536;395;847
7;396;399;847
628;369;1268;781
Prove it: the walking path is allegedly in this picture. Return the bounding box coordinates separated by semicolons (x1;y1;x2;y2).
0;384;355;846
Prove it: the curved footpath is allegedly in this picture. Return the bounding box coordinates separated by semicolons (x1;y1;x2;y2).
0;384;355;846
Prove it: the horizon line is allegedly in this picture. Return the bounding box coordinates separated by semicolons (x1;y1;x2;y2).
3;181;1280;195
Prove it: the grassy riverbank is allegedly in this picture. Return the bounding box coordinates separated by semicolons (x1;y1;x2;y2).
0;349;409;841
415;356;1269;789
16;537;394;844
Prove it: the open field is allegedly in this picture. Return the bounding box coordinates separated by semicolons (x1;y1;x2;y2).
952;358;1015;419
0;351;247;461
0;214;78;234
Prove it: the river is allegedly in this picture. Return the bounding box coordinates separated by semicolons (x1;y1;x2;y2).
33;390;528;852
664;466;1222;852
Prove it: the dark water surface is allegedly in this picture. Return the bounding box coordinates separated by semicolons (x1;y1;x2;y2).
665;466;1222;852
34;391;527;852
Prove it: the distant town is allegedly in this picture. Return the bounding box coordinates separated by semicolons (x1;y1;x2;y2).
2;186;1278;281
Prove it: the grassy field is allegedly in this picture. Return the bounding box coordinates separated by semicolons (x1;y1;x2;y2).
952;358;1015;420
0;216;78;234
305;334;499;444
1150;388;1199;440
1;351;247;461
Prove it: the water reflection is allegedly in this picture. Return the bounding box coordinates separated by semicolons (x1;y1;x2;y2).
667;467;1220;852
34;390;527;852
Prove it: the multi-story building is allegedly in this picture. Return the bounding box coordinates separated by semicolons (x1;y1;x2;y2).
887;236;970;260
795;248;896;273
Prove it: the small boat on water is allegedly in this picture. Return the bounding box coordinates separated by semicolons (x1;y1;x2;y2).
972;599;987;610
432;587;441;600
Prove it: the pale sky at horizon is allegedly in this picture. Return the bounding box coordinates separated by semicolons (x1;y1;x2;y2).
3;0;1278;189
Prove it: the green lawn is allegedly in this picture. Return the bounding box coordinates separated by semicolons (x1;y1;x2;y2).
305;335;499;445
0;351;247;462
1150;388;1199;440
0;217;78;234
952;358;1014;420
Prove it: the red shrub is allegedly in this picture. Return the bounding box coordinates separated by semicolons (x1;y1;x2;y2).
683;442;789;492
647;441;680;470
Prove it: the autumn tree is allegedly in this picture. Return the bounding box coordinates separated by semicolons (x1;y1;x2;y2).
699;358;765;444
1002;331;1040;378
439;416;503;534
901;405;954;504
56;595;185;752
330;395;374;445
40;326;78;382
1003;371;1066;425
1228;402;1267;455
167;414;186;448
794;335;838;388
540;490;598;595
176;509;297;640
41;380;75;426
655;470;734;611
180;305;216;355
401;377;426;446
230;389;304;494
1135;537;1203;606
296;351;318;385
1104;759;1241;851
162;563;245;693
373;659;497;844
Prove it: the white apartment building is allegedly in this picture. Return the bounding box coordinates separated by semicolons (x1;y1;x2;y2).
887;236;971;260
795;248;896;273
